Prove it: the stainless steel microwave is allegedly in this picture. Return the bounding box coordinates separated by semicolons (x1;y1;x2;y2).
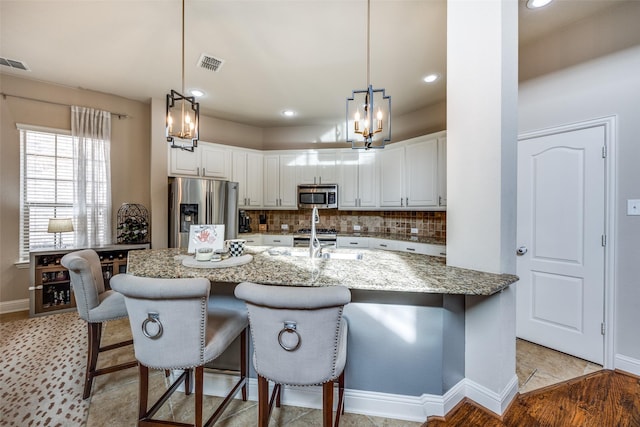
297;184;338;209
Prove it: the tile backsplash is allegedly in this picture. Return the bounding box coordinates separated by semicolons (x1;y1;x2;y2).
241;210;446;240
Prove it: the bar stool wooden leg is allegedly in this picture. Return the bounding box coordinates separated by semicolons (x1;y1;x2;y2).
322;381;334;427
258;375;270;427
84;322;101;399
138;364;149;420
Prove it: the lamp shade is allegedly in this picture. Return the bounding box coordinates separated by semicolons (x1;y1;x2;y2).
48;218;74;233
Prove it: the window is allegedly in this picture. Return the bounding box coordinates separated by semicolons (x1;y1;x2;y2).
18;125;109;261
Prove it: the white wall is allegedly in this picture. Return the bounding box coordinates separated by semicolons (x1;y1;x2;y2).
519;45;640;368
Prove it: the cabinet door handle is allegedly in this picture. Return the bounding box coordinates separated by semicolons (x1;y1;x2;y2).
406;197;408;206
406;247;416;251
197;167;200;176
314;177;317;184
318;176;322;184
349;242;358;245
380;244;387;247
274;239;281;243
401;198;404;207
202;168;206;176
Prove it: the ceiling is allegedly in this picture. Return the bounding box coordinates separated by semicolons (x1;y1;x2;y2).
0;0;630;128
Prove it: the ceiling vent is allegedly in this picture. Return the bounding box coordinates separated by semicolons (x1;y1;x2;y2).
197;54;224;72
0;57;30;71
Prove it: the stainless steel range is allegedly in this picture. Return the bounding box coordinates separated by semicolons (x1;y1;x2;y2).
293;228;338;248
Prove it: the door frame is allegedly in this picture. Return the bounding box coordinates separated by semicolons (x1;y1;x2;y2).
518;115;617;369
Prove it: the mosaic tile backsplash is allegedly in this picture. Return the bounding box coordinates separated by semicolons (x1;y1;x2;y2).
241;210;446;240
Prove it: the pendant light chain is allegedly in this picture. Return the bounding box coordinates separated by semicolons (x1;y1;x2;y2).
366;0;371;88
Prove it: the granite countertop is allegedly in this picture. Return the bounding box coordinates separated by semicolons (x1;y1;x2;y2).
126;246;517;296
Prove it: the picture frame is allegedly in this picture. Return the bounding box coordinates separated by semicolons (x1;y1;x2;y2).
187;224;225;254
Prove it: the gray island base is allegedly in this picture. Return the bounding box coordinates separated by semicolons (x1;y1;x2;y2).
125;247;518;421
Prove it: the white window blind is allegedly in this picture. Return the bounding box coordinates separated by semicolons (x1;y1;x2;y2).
18;125;109;261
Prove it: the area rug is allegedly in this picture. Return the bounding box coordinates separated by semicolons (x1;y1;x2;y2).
0;312;89;426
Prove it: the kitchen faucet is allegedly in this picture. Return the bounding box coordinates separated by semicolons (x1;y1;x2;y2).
309;206;322;258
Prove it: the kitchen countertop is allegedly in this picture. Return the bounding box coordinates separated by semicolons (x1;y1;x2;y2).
126;246;517;296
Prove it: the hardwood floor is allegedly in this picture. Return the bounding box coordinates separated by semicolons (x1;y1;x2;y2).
426;370;640;427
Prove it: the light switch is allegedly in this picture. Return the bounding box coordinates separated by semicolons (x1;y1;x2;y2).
628;200;640;216
353;225;361;231
411;228;419;234
281;224;289;230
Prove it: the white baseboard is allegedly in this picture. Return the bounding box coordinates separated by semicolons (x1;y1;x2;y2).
615;354;640;377
462;374;519;416
0;298;29;314
195;372;473;422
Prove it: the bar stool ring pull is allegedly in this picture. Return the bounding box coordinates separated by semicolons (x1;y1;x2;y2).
142;312;163;339
278;321;301;351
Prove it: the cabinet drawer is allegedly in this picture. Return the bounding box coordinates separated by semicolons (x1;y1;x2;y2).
398;241;446;257
262;235;293;247
241;234;262;245
336;236;369;248
369;238;398;251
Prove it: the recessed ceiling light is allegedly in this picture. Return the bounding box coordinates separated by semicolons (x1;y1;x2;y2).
281;110;296;117
190;89;204;97
423;74;439;83
526;0;552;9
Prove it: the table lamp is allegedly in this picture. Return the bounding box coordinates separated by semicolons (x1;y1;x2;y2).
48;218;74;248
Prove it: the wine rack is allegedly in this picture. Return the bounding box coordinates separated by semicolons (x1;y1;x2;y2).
29;244;149;317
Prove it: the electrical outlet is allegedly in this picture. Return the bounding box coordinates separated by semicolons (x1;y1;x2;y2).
353;225;361;231
281;224;289;230
628;199;640;216
411;228;419;234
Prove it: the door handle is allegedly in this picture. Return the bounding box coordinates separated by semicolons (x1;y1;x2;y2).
516;246;528;256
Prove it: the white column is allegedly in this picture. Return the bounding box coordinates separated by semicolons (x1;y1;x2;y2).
447;0;518;415
150;97;169;248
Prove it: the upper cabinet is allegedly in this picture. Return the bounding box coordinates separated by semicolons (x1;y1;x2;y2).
378;135;441;209
169;141;231;180
297;151;338;185
167;131;447;212
232;150;263;208
263;154;298;209
338;151;377;209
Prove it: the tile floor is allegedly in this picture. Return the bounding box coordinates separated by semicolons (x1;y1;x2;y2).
1;311;603;426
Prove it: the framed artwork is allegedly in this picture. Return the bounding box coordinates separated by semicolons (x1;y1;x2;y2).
187;224;225;254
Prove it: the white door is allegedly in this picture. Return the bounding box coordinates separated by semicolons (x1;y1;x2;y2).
516;125;605;364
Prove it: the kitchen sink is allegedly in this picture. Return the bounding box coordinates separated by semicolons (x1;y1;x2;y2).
267;249;363;260
320;252;364;260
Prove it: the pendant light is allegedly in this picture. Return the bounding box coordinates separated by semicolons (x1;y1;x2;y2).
166;0;199;151
346;0;391;150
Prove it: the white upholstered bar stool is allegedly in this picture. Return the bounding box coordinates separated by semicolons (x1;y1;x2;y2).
60;249;137;399
110;274;249;427
234;282;351;427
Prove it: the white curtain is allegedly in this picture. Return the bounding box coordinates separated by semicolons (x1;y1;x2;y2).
71;106;112;248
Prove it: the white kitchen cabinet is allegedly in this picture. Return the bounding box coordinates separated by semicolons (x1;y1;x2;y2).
405;137;438;207
437;137;447;207
262;234;293;247
336;236;369;248
378;136;438;209
298;151;338;185
378;146;405;207
232;150;263;208
338;151;377;209
169;141;231;179
263;154;297;209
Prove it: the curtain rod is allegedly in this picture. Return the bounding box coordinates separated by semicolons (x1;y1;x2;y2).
0;92;130;119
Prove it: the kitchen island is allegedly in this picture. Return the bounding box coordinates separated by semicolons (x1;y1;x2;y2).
126;246;517;295
125;246;518;421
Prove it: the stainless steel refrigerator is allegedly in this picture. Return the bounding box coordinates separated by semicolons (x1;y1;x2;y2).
168;177;238;249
